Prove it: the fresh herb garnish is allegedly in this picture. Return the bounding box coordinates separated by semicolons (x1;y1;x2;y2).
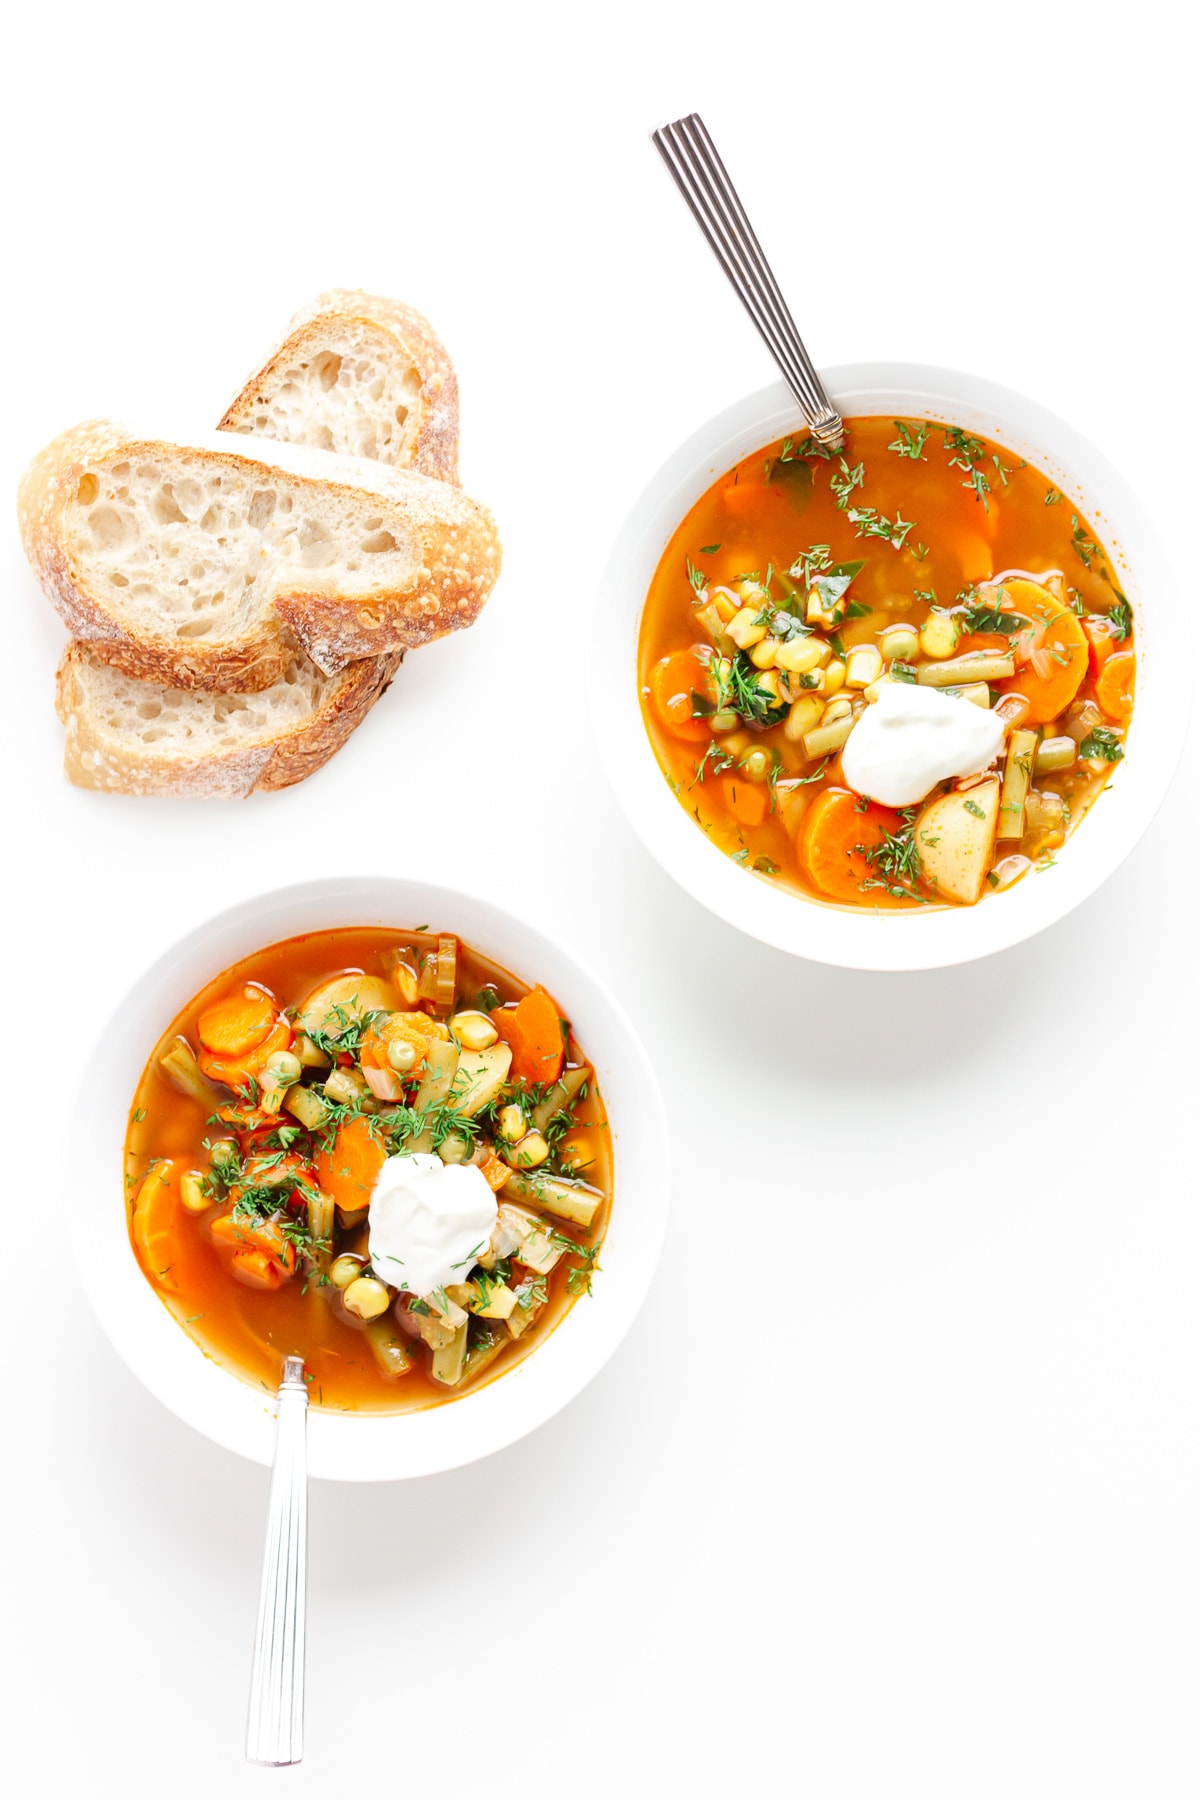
846;506;914;548
1079;726;1124;762
888;420;928;460
830;457;865;510
1071;515;1102;570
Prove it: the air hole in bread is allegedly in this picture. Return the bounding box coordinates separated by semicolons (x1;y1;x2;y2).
313;352;342;392
199;508;217;532
111;463;130;480
177;619;213;639
89;506;132;551
361;531;398;555
395;405;408;426
136;701;163;720
278;495;293;514
154;487;188;527
77;473;99;506
299;519;336;569
315;426;335;452
110;570;129;587
369;378;384;402
247;489;276;530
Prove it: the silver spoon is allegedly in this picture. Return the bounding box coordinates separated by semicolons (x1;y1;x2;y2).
651;112;844;452
245;1355;308;1766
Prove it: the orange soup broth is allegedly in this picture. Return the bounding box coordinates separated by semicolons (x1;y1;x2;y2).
125;928;612;1412
638;417;1135;908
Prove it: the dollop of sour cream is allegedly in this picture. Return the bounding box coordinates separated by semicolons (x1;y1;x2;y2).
841;680;1005;807
368;1153;498;1297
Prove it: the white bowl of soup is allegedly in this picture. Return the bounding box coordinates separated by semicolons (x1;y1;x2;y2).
592;362;1185;969
69;877;670;1480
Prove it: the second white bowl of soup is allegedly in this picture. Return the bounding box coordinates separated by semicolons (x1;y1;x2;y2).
593;363;1185;970
67;877;670;1481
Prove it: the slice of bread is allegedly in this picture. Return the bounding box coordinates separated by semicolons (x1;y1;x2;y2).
19;420;501;690
219;290;459;482
56;641;401;797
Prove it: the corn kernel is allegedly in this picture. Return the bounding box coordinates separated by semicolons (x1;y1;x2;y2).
784;695;824;741
180;1172;210;1214
728;607;768;649
823;659;846;695
919;612;960;659
450;1011;499;1051
775;635;824;675
749;636;781;669
845;645;884;689
498;1103;526;1143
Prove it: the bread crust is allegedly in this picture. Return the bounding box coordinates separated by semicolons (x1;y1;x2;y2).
219;290;460;483
55;642;401;798
19;421;501;689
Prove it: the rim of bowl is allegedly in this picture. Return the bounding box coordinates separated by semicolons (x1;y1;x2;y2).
591;361;1188;971
67;876;670;1481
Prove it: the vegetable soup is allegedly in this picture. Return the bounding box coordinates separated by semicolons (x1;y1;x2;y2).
125;928;610;1412
639;419;1136;908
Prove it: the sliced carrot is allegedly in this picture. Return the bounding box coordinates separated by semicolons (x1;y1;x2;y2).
647;648;715;742
1083;616;1117;678
1095;650;1136;723
493;986;566;1086
956;631;1011;659
231;1249;285;1291
1000;590;1088;724
199;1018;292;1092
211;1209;298;1276
474;1147;512;1192
360;1011;448;1076
722;773;768;829
132;1159;178;1287
722;481;770;516
313;1116;388;1212
799;789;909;905
197;984;277;1057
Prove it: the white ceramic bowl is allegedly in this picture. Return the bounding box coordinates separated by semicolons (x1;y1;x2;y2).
593;363;1187;970
69;878;669;1481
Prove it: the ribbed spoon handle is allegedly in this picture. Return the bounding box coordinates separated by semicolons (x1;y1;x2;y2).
651;112;844;450
245;1356;308;1766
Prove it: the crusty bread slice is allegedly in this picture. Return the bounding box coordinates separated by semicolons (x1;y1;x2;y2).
219;290;459;482
56;641;401;797
19;420;500;690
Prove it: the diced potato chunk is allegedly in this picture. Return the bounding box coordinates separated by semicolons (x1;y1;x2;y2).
914;776;1000;905
450;1044;514;1117
296;973;396;1039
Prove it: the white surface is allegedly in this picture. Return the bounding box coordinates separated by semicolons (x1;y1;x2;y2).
69;878;668;1479
4;1;1198;1794
595;364;1188;966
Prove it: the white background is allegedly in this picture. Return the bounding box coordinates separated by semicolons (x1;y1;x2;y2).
4;3;1197;1795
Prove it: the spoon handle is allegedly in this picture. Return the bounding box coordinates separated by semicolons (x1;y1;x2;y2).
246;1356;308;1766
651;112;844;451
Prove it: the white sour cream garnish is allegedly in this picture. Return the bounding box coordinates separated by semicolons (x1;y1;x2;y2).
841;680;1005;808
368;1153;498;1297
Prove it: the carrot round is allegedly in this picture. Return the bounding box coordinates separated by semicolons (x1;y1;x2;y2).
132;1159;178;1286
197;984;277;1057
493;986;565;1086
1000;592;1088;724
313;1116;387;1211
199;1018;291;1092
1083;616;1116;678
211;1209;298;1277
230;1249;285;1291
799;789;908;904
1095;651;1136;723
648;648;715;742
722;773;768;829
